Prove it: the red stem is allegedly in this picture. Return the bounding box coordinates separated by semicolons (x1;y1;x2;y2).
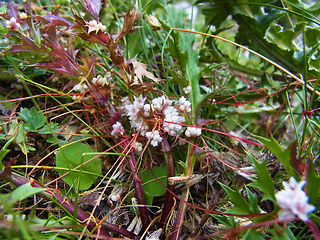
0;168;136;239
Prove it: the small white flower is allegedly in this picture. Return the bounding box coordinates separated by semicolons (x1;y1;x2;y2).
133;142;143;154
86;20;106;34
133;95;146;109
143;104;152;117
152;95;171;112
19;12;27;20
145;130;162;147
92;75;108;86
185;126;202;138
183;86;192;94
6;17;20;31
275;177;315;221
72;95;82;102
72;83;88;92
111;121;125;136
176;96;191;112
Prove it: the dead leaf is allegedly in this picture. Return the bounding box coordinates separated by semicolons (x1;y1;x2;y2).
131;57;161;82
116;3;142;41
107;38;127;68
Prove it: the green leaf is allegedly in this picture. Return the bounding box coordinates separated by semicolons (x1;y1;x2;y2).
210;214;236;229
242;228;266;240
0;183;46;210
19;107;46;130
268;224;297;240
140;167;167;203
0;138;14;170
219;182;252;214
255;135;299;179
247;153;275;202
55;142;101;190
246;186;261;214
306;159;320;205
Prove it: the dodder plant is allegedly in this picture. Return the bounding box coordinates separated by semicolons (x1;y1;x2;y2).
0;0;319;239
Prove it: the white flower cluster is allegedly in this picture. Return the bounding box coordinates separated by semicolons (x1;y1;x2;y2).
111;121;124;136
91;72;111;87
123;95;190;147
175;96;191;112
6;17;20;31
275;177;315;221
185;127;202;138
86;20;106;34
183;86;192;94
72;82;88;92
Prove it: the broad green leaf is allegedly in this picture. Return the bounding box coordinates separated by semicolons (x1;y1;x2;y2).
0;183;46;210
19;107;46;130
140;167;167;203
268;224;297;240
219;182;252;214
255;135;299;179
247;154;275;202
56;142;101;190
306;159;320;205
242;228;266;240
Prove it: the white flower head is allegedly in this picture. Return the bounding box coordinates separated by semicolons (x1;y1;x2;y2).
183;86;192;94
275;177;315;221
185;126;202;138
145;130;162;147
86;20;106;34
133;141;143;154
92;75;108;87
19;12;27;20
176;96;191;112
111;121;125;136
152;95;172;112
133;95;146;109
72;83;88;92
6;17;20;31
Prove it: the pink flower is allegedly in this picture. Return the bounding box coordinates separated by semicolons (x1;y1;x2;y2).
275;177;315;221
6;17;20;31
111;121;125;136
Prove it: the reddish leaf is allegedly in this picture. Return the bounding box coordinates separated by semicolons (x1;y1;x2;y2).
83;0;101;20
9;37;49;54
36;14;72;28
6;1;19;20
35;37;81;78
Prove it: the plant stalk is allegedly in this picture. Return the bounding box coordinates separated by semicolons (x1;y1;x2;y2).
159;136;175;230
0;167;136;239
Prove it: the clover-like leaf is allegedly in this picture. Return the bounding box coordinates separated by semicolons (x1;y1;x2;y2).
19;107;46;130
56;142;101;190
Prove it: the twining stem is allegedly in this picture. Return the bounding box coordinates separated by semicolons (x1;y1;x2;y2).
159;136;175;230
0;167;136;239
